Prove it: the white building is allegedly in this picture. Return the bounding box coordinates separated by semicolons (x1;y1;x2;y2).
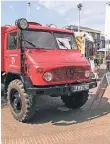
63;25;101;50
105;2;110;51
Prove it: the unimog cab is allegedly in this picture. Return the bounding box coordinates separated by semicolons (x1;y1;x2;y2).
1;18;97;122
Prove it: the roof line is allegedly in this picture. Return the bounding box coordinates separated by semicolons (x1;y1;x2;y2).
64;25;101;33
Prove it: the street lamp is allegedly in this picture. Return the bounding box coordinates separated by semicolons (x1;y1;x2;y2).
77;3;82;32
27;2;31;20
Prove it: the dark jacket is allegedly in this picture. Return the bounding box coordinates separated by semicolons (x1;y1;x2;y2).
106;52;110;72
106;52;110;60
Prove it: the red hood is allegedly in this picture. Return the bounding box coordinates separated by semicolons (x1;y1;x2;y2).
25;49;89;66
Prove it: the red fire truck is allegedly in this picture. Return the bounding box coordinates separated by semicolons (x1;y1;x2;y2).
1;18;97;122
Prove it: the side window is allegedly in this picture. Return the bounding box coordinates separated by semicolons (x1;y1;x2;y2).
8;32;17;50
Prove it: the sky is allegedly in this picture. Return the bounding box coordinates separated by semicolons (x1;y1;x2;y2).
1;0;109;33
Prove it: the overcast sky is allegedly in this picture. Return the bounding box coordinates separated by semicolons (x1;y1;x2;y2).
1;0;109;33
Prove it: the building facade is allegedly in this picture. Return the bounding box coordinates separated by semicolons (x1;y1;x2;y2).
100;34;105;49
63;25;102;50
105;2;110;51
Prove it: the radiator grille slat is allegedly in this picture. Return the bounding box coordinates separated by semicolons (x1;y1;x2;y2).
51;67;86;82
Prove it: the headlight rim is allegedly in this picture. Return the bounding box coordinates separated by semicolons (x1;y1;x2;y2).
43;72;53;82
15;18;29;30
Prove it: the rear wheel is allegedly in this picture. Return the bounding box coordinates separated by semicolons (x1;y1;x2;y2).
7;79;36;122
61;91;89;109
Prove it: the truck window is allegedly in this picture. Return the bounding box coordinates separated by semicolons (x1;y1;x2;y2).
8;32;17;50
22;30;77;50
22;30;55;49
54;33;77;49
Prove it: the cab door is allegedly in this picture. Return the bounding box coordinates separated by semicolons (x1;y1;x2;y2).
4;29;21;73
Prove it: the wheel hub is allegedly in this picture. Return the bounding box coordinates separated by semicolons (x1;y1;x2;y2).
13;95;20;107
10;89;22;113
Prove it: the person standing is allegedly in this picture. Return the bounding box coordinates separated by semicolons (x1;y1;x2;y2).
106;51;110;72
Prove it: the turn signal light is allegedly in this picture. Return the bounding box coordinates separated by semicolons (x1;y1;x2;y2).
85;70;90;78
36;68;44;73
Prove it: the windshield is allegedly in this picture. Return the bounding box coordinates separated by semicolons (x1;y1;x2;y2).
22;30;55;49
54;33;77;49
22;30;77;50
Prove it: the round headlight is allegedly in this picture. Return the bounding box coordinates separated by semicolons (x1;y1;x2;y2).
85;70;90;78
19;19;28;29
43;72;53;82
15;18;28;29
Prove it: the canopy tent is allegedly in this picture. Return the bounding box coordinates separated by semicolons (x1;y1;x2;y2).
97;48;106;52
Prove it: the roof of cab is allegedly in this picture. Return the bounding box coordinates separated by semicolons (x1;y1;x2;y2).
5;23;73;34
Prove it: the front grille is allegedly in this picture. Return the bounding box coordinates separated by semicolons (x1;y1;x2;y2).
51;66;86;82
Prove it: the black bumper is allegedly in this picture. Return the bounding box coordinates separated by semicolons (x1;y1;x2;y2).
27;81;97;96
89;80;97;89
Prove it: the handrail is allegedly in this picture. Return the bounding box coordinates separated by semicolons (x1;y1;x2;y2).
5;25;11;27
28;22;42;26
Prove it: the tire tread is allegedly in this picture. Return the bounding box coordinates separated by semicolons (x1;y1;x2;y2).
7;79;36;122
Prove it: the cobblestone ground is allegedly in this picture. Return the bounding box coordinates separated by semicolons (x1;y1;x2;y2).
1;86;110;144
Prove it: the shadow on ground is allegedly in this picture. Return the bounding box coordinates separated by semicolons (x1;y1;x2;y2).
1;93;110;126
27;94;110;126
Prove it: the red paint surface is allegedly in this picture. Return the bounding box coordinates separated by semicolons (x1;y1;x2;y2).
1;23;90;86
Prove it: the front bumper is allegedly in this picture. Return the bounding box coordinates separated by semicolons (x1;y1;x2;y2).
27;80;97;96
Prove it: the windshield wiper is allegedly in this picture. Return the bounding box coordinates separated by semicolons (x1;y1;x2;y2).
58;39;69;49
23;39;46;49
24;40;36;48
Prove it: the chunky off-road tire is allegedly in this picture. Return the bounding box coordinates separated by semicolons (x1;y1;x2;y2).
7;79;36;122
61;91;89;109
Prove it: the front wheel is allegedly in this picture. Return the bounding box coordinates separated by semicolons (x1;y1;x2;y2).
7;79;36;122
61;91;89;109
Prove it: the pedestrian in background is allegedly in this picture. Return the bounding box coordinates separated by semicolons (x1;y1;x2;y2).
106;51;110;72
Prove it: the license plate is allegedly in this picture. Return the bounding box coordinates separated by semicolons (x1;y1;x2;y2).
71;84;89;92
